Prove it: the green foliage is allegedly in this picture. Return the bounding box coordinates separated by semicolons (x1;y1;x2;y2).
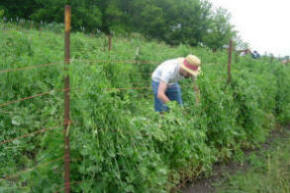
0;0;237;48
0;23;289;192
0;9;4;18
215;129;290;193
274;65;290;123
202;8;236;51
0;0;39;19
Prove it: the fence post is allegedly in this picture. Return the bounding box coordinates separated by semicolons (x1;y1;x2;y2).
108;34;112;51
234;50;239;63
270;55;274;64
64;5;71;193
227;39;232;84
30;21;33;29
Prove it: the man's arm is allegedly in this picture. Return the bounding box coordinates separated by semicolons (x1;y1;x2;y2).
157;81;170;103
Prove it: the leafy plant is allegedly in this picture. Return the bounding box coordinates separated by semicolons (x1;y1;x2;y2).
0;22;289;192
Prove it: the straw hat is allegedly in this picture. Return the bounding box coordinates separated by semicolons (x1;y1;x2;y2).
180;55;201;77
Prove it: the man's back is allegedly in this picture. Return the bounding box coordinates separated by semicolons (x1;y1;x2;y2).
152;58;184;84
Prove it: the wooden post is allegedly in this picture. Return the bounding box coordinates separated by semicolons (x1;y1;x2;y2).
227;39;232;84
64;5;71;193
234;51;239;63
193;84;200;104
108;35;112;51
270;55;274;64
38;21;42;36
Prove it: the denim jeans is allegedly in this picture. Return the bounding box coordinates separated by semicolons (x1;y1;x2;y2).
152;81;183;112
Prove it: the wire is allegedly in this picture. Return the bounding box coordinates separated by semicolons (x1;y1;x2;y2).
71;58;158;65
106;86;151;91
0;185;29;191
0;109;11;114
0;156;63;182
0;61;63;74
0;78;224;109
53;180;83;193
0;88;68;108
0;126;60;146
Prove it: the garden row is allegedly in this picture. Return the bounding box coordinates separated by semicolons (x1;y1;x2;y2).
0;22;289;192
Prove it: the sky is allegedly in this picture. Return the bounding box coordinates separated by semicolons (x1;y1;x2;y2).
208;0;290;57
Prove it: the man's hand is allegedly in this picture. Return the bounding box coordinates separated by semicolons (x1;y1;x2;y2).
157;81;170;104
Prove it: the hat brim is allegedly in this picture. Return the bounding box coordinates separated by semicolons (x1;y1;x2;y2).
180;63;201;77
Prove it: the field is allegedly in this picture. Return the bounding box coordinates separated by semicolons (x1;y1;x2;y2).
0;22;290;193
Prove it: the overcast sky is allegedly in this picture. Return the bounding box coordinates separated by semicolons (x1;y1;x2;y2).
208;0;290;57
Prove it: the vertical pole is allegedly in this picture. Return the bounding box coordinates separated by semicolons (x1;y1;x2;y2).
270;55;274;64
64;5;71;193
234;51;239;64
108;35;112;51
39;26;42;36
227;39;232;84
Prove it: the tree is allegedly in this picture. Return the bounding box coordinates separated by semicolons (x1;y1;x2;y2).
0;0;39;19
30;0;102;32
202;8;236;51
233;35;249;51
0;0;237;50
98;0;129;35
130;0;166;39
130;0;212;46
0;9;4;18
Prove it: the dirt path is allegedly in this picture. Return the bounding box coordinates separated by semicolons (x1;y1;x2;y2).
182;160;247;193
181;124;289;193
